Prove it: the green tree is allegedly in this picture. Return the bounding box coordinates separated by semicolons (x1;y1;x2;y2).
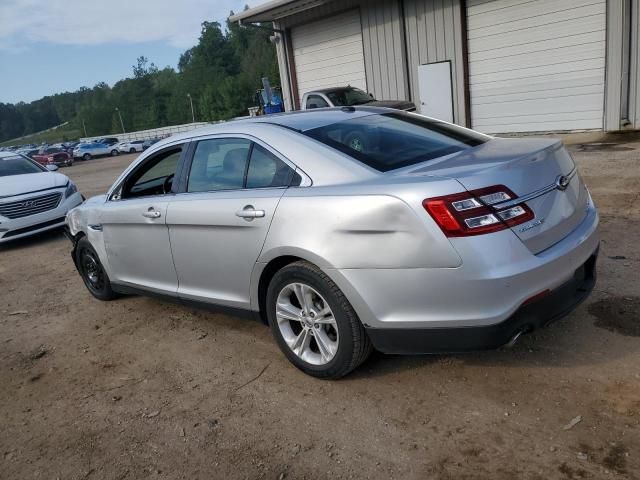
0;16;281;143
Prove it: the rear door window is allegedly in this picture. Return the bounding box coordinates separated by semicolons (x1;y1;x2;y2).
187;139;251;192
303;112;488;172
246;144;295;188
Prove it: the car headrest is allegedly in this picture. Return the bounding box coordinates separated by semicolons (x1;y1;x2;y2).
223;148;247;172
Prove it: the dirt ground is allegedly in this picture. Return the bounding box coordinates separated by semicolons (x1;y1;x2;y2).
1;142;639;480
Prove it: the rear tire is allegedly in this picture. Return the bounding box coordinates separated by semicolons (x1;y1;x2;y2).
266;261;372;379
111;149;119;156
82;153;91;161
75;237;117;301
129;148;136;153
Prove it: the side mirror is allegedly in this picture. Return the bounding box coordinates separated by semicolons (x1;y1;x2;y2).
46;164;59;172
369;93;374;99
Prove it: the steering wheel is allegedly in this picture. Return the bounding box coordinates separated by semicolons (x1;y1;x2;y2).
344;130;367;153
162;173;175;194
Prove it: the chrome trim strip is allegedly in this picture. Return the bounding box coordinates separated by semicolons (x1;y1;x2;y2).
492;169;577;210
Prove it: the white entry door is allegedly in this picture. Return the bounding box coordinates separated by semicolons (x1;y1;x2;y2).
417;62;454;123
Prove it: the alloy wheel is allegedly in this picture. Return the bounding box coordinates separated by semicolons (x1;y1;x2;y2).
275;283;339;365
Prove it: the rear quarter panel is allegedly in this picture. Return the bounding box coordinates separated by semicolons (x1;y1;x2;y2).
259;183;463;269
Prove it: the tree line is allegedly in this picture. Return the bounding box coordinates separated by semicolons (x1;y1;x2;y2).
0;15;280;143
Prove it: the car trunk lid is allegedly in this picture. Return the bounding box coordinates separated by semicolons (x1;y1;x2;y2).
403;137;589;254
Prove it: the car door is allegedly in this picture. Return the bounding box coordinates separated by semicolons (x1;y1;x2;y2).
167;136;300;309
99;144;186;294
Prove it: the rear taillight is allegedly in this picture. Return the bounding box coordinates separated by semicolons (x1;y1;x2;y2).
423;185;534;237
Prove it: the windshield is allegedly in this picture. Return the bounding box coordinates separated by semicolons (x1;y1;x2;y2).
303;112;489;172
0;155;46;177
326;87;374;106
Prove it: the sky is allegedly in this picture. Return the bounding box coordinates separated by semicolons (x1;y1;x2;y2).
0;0;260;104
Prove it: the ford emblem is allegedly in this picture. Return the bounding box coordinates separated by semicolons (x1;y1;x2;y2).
556;175;570;191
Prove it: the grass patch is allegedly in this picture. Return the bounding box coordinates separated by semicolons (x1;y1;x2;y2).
1;126;82;147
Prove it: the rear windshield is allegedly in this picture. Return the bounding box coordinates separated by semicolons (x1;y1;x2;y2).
303;112;488;172
0;155;46;177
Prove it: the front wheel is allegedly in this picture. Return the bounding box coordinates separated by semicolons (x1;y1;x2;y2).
129;148;136;153
82;153;91;161
266;261;372;379
111;149;119;156
75;238;117;301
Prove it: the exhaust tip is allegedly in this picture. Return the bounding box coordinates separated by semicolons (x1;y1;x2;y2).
504;330;525;349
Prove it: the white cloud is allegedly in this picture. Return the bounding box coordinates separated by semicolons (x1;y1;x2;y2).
0;0;261;51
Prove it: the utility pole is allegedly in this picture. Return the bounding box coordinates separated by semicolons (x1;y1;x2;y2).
115;107;125;133
187;93;195;123
82;119;87;137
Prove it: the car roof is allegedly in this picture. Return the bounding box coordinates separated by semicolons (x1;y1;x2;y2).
0;151;22;159
146;107;397;158
240;106;390;132
306;86;360;95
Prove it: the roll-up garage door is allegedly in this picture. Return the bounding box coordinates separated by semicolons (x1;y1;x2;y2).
466;0;606;133
291;9;367;102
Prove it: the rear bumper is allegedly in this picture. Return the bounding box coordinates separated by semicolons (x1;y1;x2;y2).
366;250;597;354
329;198;599;330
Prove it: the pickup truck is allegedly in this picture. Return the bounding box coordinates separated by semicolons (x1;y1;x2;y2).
301;86;415;111
32;147;73;167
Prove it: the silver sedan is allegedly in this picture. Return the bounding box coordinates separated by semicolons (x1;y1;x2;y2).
65;108;599;378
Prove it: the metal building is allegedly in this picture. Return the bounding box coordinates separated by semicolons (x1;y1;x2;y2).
230;0;640;134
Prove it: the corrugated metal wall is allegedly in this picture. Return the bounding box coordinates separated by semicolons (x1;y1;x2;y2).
630;0;640;129
403;0;467;125
361;1;409;101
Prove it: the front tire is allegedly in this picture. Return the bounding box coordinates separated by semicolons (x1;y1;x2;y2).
111;149;119;156
82;153;91;161
75;238;117;301
266;261;372;379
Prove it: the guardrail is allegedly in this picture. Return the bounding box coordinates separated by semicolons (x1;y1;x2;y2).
80;122;211;143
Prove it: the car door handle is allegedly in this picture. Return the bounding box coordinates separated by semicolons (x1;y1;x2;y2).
236;206;265;219
142;209;161;218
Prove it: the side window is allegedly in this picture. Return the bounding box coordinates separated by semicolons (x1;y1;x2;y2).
187;138;251;193
121;147;182;199
246;144;296;188
306;95;329;109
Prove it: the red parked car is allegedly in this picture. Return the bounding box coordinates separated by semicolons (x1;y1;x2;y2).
32;147;73;167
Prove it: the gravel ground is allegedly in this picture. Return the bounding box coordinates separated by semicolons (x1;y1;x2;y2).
1;143;639;480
